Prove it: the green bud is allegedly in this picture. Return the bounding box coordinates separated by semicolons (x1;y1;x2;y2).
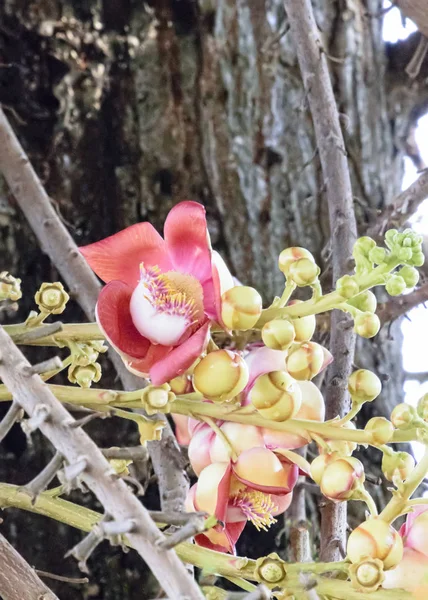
368;247;386;265
397;247;413;262
382;451;415;482
288;258;320;286
384;229;398;250
385;275;406;297
417;393;428;422
348;369;382;403
354;312;380;339
348;290;377;313
398;266;419;288
336;275;359;299
390;403;416;429
411;251;425;267
355;237;376;253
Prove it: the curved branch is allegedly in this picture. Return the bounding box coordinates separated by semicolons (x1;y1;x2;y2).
396;0;428;38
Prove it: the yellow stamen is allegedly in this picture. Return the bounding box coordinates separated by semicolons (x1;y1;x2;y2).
233;490;278;531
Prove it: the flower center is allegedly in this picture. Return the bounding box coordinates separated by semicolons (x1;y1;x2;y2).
232;489;277;531
130;264;204;346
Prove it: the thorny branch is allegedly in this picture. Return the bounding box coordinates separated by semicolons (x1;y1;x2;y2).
0;325;204;600
0;106;189;514
283;0;357;561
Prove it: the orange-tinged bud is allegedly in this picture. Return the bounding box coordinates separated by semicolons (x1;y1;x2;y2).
287;300;316;342
327;421;357;456
221;286;263;331
382;451;415;482
348;369;382;403
169;374;192;395
354;312;380;339
286;342;324;380
349;558;385;593
262;319;295;350
193;350;249;402
278;247;315;276
320;456;365;501
364;417;394;445
391;403;417;429
347;519;403;570
417;393;428;422
310;453;338;485
288;258;320;286
250;371;302;421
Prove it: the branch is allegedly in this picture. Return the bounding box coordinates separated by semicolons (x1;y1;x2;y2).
0;531;59;600
377;281;428;324
0;326;203;600
367;169;428;240
0;106;189;514
396;0;428;38
283;0;357;562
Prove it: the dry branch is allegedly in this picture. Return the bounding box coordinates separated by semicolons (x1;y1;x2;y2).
0;325;203;600
0;531;59;600
396;0;428;38
283;0;357;562
0;106;189;514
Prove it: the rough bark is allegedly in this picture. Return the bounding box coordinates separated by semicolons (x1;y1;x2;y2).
0;0;427;597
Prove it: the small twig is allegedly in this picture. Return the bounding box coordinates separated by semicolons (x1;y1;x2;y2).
157;515;209;550
21;452;63;502
119;475;146;496
62;458;88;482
21;403;51;435
101;446;149;461
406;35;428;78
149;510;208;527
65;525;104;574
35;569;89;585
12;322;63;344
0;401;23;443
22;356;63;375
67;411;111;429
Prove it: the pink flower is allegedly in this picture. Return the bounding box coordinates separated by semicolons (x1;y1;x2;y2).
186;462;292;553
383;506;428;591
80;201;233;385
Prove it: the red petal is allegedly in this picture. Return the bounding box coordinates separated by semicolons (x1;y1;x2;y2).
80;222;171;286
96;281;151;358
125;344;172;376
149;321;210;385
164;201;213;284
171;414;191;446
194;532;233;554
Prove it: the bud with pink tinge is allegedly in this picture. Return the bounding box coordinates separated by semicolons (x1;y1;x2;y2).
193;350;249;402
364;417;394;445
286;342;325;381
221;286;263;331
391;403;417;429
347;518;403;570
354;312;381;339
320;456;365;501
381;451;415;482
278;247;315;276
262;319;295;351
310;453;339;485
250;371;302;421
348;369;382;403
288;258;320;286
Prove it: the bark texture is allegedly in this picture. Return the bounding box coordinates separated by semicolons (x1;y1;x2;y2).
0;0;427;597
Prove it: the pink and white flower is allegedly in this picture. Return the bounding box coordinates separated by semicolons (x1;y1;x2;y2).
80;201;233;385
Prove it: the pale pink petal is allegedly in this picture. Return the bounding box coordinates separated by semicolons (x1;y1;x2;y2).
149;322;210;385
172;415;191;446
194;462;232;523
210;422;265;463
271;492;293;516
383;548;428;591
262;428;310;451
404;509;428;558
242;347;288;401
400;505;428;540
274;448;311;476
80;222;171;287
188;426;215;475
232;447;299;494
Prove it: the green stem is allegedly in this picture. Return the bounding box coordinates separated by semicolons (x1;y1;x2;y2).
354;488;378;517
277;281;297;308
200;416;238;461
4;322;104;346
379;446;428;524
407;498;428;507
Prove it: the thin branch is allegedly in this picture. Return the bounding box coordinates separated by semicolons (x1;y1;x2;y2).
406;35;428;78
0;401;23;443
23;356;63;376
283;0;357;562
22;452;63;501
367;169;428;240
377;281;428;324
35;570;89;585
12;322;63;344
396;0;428;38
149;511;208;527
0;106;189;514
157;515;209;550
0;531;59;600
0;326;204;600
101;446;149;461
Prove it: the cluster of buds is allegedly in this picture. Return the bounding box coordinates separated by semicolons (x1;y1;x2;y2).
67;340;107;388
0;271;22;302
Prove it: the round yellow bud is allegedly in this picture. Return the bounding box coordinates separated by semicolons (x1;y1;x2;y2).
288;258;320;286
336;275;360;299
310;453;338;485
221;286;263;331
286;342;324;381
347;519;403;570
288;300;316;342
169;374;192;395
35;282;70;314
390;403;416;429
320;456;365;501
364;417;394;445
262;319;295;350
250;371;302;421
349;290;377;313
348;369;382;403
193;350;249;402
382;451;415;482
417;393;428;421
349;558;385;593
278;247;315;276
354;312;380;339
254;553;287;586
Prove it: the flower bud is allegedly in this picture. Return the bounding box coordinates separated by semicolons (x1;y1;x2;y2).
35;282;70;314
287;300;316;342
385;275;406;297
262;319;295;351
141;384;175;416
310;453;338;485
411;250;425;267
336;275;359;299
327;421;357;456
286;342;324;380
254;553;287;586
353;312;380;339
278;247;315;276
349;558;385;593
368;247;386;265
320;456;365;501
348;290;377;313
398;266;419;288
221;286;263;330
390;403;417;429
354;236;376;254
348;369;382;403
193;350;249;402
169;374;192;395
68;362;102;388
347;518;403;570
250;371;302;421
0;271;22;301
364;417;394;445
417;393;428;422
382;450;415;482
288;258;320;286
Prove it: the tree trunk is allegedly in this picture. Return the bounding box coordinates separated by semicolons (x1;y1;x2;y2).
0;0;426;597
